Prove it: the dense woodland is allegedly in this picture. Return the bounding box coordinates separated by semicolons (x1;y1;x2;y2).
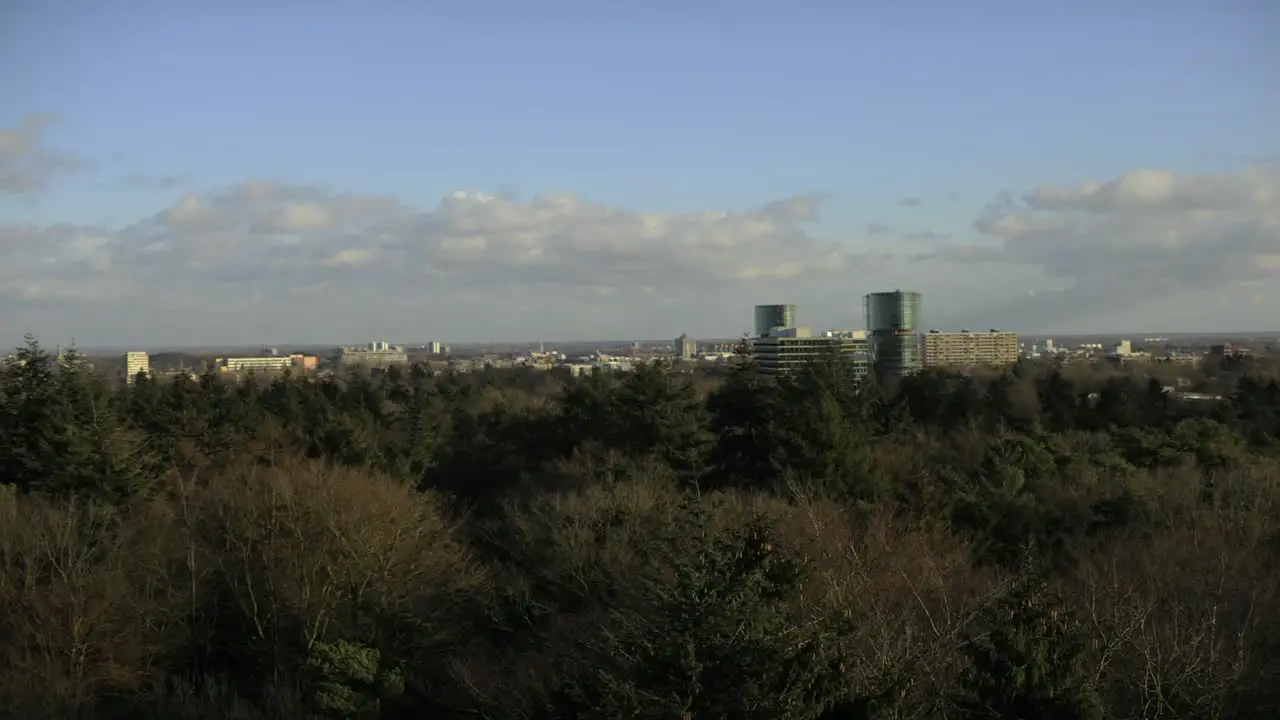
2;336;1280;719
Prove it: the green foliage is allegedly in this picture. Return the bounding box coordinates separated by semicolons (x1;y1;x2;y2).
1115;417;1246;470
559;498;850;719
706;359;785;491
304;640;403;719
3;336;1280;718
958;571;1105;720
0;340;162;501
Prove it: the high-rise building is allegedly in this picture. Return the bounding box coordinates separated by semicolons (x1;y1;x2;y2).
750;327;870;377
923;330;1019;368
865;290;923;378
753;304;798;338
124;351;150;384
674;334;697;360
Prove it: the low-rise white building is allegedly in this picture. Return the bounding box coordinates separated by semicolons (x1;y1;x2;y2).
340;341;409;368
222;356;293;373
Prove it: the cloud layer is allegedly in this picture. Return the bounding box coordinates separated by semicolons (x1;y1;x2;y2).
3;113;1278;346
926;165;1280;331
2;135;887;344
118;183;861;297
0;115;85;195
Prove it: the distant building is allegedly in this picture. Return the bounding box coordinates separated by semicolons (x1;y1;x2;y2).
675;333;697;360
924;330;1019;369
124;351;150;384
340;341;409;368
222;356;293;373
751;327;871;378
427;341;442;354
865;290;923;378
1209;343;1249;358
754;304;798;338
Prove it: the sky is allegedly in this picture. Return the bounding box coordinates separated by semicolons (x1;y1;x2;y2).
1;0;1278;348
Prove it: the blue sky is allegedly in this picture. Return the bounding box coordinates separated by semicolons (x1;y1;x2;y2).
1;1;1278;346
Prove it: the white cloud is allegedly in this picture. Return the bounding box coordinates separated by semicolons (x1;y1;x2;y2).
924;165;1280;332
0;115;86;195
323;248;377;267
4;127;1278;345
1;180;893;345
263;202;334;232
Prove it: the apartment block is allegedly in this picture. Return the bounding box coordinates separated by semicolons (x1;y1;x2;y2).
674;333;697;361
923;330;1019;368
124;351;150;384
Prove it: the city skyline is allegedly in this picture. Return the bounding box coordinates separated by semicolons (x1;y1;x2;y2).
2;2;1278;347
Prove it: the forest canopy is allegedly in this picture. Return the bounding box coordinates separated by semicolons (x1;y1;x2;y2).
1;337;1279;719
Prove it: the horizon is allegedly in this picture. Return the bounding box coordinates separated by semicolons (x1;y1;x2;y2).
18;329;1280;359
2;2;1278;347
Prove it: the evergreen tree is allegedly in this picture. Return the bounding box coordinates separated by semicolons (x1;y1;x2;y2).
556;369;622;454
1036;371;1078;433
775;354;881;501
0;343;160;501
560;499;850;719
957;570;1105;720
611;361;712;484
706;356;785;491
0;336;60;490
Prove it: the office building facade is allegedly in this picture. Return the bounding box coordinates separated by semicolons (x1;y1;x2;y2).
865;290;923;379
751;327;871;377
923;330;1018;368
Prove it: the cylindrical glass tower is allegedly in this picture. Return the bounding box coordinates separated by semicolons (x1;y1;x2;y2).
754;304;798;337
864;291;923;378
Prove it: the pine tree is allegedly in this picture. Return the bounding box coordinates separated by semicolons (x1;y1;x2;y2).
706;357;784;491
957;570;1105;720
611;361;712;484
774;353;881;502
561;499;850;719
0;336;60;490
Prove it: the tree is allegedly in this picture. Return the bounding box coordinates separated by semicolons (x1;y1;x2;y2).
0;343;160;501
957;570;1105;720
559;500;850;719
610;361;712;485
0;336;61;491
774;355;881;502
304;640;403;719
706;358;784;491
1036;371;1078;433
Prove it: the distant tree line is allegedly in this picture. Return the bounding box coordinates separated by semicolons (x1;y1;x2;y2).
1;335;1279;718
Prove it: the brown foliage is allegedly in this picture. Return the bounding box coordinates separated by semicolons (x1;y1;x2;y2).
4;438;1280;718
188;455;488;672
0;455;487;716
0;487;181;714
